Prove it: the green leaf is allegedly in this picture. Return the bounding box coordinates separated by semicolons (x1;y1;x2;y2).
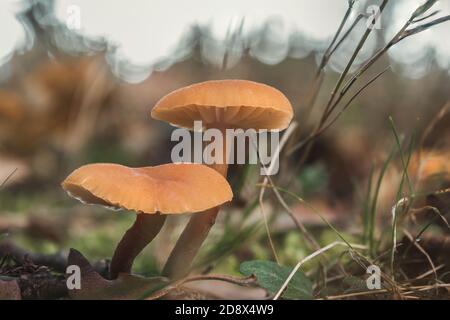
240;260;313;299
411;0;438;19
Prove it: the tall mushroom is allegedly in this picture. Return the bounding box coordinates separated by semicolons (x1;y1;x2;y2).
151;79;293;279
62;162;232;279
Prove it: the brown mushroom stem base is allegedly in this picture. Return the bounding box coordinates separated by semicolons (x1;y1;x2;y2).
161;205;220;279
109;213;166;279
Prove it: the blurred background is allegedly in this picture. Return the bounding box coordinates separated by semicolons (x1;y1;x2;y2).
1;0;450;299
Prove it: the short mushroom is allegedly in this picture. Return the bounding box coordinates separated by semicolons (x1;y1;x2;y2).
151;79;293;278
62;162;232;279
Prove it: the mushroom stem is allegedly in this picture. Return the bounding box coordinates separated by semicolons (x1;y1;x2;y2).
162;126;229;279
110;213;166;279
161;206;220;279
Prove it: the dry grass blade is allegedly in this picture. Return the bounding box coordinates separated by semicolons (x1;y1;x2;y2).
0;168;17;189
411;205;450;230
324;282;450;300
322;0;390;121
321;288;389;300
415;264;444;280
318;66;392;144
288;0;392;157
399;15;450;41
327;14;365;59
402;228;438;288
259;177;321;252
300;0;358;122
273;241;367;300
341;5;450;99
258;122;297;263
316;0;357;72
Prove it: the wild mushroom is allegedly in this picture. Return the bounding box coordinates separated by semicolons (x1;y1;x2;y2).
151;79;293;278
62;162;232;279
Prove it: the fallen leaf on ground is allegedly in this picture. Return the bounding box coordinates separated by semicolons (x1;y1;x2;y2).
67;248;169;300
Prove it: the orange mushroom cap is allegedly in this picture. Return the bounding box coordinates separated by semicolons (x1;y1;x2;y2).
151;79;293;130
409;151;450;181
62;163;233;214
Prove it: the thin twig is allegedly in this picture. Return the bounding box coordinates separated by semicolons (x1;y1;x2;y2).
259;178;321;251
323;282;450;300
415;264;444;280
273;241;367;300
322;288;389;300
412;10;440;23
258;184;351;249
0;168;18;189
307;66;391;149
402;228;438;288
399;15;450;42
316;0;357;73
322;0;390;122
294;0;359;147
258;122;298;263
403;204;450;259
328;14;365;59
289;0;450;160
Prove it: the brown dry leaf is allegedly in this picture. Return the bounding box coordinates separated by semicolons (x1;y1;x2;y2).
67;249;169;300
0;279;22;300
185;280;267;300
409;150;450;185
